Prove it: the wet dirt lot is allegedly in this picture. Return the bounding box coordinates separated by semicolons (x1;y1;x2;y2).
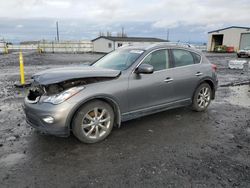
0;52;250;187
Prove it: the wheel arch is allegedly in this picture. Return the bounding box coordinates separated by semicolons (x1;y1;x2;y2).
194;78;216;100
66;95;122;131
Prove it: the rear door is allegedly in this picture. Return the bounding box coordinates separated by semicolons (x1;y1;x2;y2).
128;49;175;111
170;49;202;101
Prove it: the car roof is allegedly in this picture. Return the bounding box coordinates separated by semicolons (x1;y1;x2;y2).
119;42;201;54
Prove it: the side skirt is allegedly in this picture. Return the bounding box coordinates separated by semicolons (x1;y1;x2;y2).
121;99;191;122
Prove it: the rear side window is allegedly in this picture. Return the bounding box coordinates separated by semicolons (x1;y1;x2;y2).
142;49;169;71
192;52;201;64
172;49;195;67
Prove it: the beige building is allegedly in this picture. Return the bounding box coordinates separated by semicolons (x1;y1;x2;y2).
92;36;167;53
207;26;250;52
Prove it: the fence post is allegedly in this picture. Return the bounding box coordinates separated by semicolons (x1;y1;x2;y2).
4;44;8;54
37;42;40;53
52;41;54;53
19;50;25;85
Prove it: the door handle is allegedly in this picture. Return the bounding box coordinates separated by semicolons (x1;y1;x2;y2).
164;77;173;83
195;72;203;76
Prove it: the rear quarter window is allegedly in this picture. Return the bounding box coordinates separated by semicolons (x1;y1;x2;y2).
172;49;194;67
192;52;201;64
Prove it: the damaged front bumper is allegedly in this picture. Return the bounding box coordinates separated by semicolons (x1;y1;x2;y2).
23;97;74;137
22;65;121;137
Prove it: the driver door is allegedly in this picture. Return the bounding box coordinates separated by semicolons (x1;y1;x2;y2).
127;49;175;112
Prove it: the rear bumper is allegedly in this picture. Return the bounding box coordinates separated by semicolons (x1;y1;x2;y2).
215;76;219;90
213;79;218;99
211;72;218;99
23;98;74;137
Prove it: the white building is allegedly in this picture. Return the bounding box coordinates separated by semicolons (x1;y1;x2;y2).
92;36;167;53
207;26;250;52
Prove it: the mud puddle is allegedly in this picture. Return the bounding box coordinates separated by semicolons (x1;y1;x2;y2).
226;85;250;107
0;153;26;166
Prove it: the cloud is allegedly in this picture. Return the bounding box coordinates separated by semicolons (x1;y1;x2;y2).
43;0;71;8
148;0;250;31
0;0;249;43
16;24;24;28
0;0;249;29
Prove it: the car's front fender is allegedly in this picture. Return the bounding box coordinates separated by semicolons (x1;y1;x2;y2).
65;94;122;131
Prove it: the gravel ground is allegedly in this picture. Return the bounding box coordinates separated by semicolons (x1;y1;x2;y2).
0;52;249;188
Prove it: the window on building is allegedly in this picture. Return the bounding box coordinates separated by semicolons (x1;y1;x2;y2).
172;49;195;67
142;49;169;71
108;43;112;48
118;43;123;47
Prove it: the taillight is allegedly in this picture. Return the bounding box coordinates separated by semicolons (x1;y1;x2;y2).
211;64;217;72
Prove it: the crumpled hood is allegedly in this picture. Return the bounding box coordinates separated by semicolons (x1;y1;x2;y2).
32;65;121;85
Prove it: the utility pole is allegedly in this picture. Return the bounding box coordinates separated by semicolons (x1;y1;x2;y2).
167;29;170;41
56;21;60;42
122;27;124;37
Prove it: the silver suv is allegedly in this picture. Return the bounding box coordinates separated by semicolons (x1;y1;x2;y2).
23;43;218;143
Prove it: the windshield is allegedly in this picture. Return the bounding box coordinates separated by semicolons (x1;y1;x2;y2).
92;49;144;70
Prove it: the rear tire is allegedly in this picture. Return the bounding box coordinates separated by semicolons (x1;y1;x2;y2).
192;83;212;112
72;100;114;143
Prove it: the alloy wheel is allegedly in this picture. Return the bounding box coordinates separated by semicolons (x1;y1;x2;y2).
197;87;211;109
81;107;111;139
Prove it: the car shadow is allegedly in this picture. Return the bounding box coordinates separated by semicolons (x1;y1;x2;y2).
26;106;212;154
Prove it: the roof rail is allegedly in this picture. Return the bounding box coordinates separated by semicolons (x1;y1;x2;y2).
115;42;197;51
165;42;195;48
147;42;196;49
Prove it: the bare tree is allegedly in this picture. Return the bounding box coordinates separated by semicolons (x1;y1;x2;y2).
106;31;112;37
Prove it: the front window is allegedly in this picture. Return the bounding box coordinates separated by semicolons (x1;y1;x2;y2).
142;49;169;71
93;49;144;70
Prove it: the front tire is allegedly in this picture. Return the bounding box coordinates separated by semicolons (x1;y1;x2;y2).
192;83;212;112
72;100;114;143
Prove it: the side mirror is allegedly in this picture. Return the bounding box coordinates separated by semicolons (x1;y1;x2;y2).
136;64;154;74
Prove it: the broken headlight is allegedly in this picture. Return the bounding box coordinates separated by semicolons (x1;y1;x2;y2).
43;86;85;105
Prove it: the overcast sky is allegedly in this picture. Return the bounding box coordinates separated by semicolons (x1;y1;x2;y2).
0;0;249;43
